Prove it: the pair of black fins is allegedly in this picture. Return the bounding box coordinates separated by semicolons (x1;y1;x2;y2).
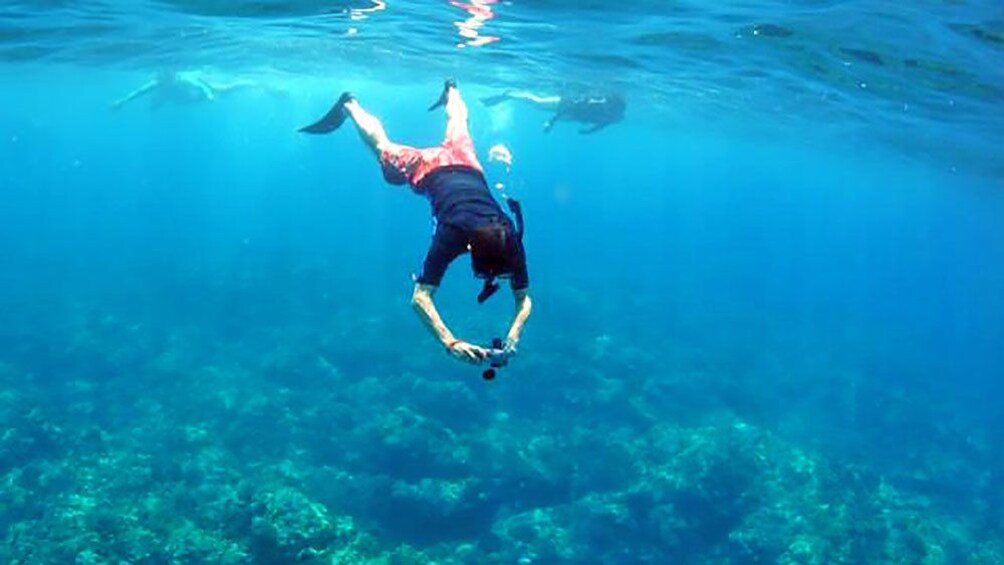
299;80;457;135
481;92;626;134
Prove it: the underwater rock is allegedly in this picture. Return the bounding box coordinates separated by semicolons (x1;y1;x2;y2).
354;406;472;481
491;506;581;563
491;493;656;563
249;484;348;559
164;522;252;564
3;297;1002;563
0;405;67;476
375;477;499;543
484;414;1004;563
402;376;487;429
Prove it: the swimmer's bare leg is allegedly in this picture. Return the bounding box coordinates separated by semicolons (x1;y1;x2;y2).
111;78;159;110
427;79;472;141
444;84;471;142
343;99;395;157
300;93;398;156
482;90;561;111
507;91;562;109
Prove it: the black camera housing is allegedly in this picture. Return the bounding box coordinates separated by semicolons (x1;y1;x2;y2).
482;337;508;380
486;337;508;368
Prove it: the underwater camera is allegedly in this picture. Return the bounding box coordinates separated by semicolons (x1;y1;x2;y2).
482;337;509;381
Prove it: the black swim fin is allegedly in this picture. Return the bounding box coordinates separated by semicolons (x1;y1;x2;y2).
299;92;353;134
428;78;458;111
480;93;511;107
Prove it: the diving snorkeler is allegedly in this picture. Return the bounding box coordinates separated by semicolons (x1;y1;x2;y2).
111;70;268;110
299;80;532;366
481;90;626;134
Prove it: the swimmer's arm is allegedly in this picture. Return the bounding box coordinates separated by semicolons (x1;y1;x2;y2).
505;288;532;351
197;79;217;101
411;283;456;346
112;80;157;109
207;79;257;95
412;283;487;364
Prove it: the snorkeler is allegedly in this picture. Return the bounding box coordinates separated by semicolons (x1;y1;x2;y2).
299;80;532;366
481;90;626;134
111;70;269;110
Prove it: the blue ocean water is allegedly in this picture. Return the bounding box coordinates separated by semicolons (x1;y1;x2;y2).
1;1;1003;562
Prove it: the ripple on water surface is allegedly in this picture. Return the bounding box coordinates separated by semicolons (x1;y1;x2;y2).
0;0;1000;172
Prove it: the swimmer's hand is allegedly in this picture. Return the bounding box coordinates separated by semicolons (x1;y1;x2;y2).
447;340;488;365
503;337;519;358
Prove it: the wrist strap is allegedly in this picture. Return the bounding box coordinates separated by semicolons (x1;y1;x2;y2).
446;339;461;351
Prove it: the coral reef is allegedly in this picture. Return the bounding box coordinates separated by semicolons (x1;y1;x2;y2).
0;293;1001;563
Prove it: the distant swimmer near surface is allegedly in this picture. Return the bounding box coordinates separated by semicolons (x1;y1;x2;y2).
481;90;626;134
111;70;271;110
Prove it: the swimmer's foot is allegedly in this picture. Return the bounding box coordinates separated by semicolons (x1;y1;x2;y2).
428;78;458;111
299;91;354;134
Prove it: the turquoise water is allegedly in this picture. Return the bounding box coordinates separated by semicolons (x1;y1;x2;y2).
2;1;1003;563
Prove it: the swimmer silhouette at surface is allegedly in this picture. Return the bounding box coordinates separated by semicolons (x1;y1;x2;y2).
111;70;281;110
481;89;626;134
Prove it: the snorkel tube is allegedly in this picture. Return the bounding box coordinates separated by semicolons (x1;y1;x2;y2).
481;337;509;380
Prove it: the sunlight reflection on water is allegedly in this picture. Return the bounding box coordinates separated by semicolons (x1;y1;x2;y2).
450;0;500;48
350;0;387;20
